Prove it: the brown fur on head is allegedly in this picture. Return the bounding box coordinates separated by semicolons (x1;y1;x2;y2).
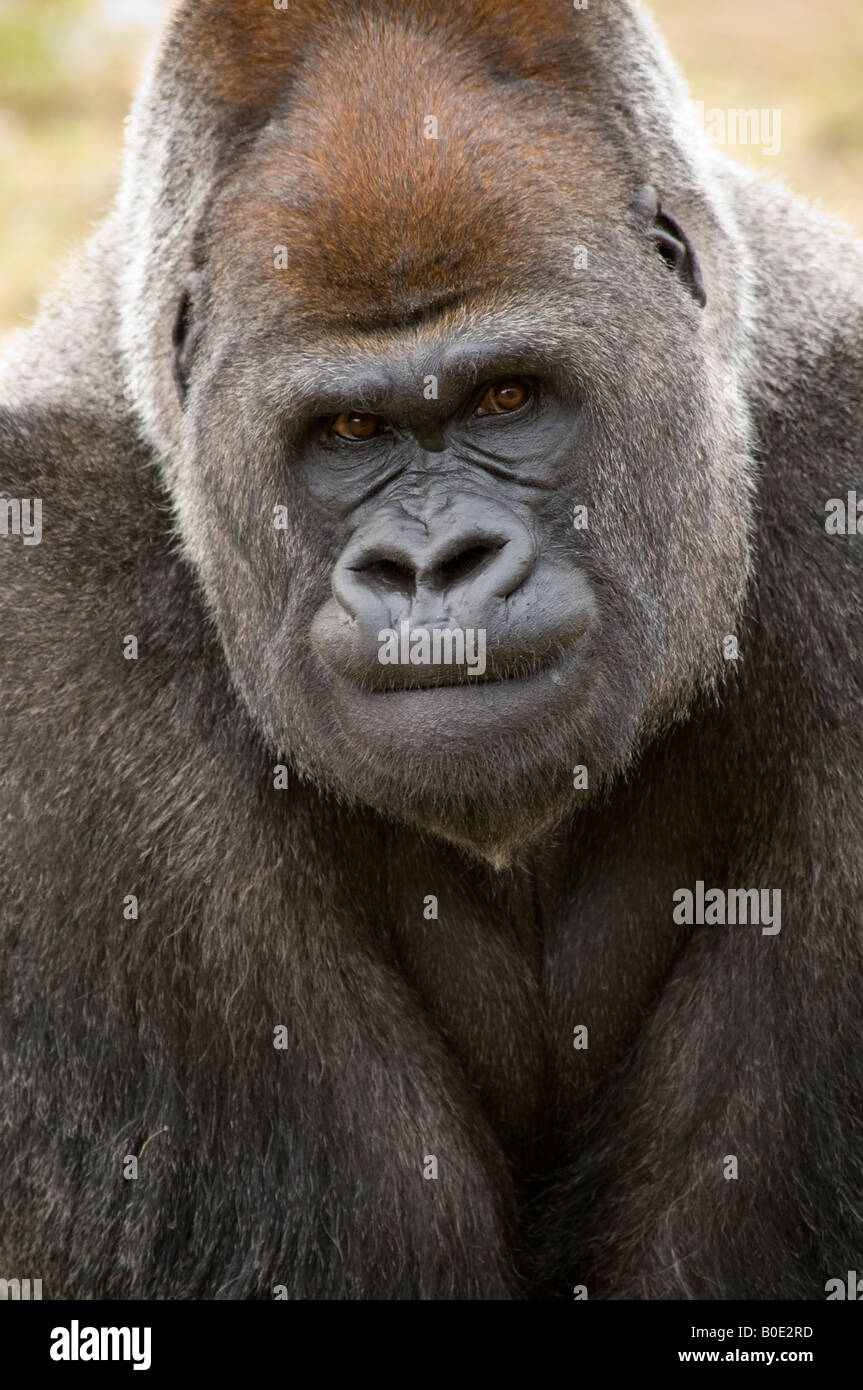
197;13;622;333
121;0;739;458
173;0;602;122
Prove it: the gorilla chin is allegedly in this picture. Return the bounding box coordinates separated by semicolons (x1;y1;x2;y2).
309;627;635;866
307;538;604;860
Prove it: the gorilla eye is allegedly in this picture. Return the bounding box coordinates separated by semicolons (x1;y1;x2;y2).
331;411;385;441
475;379;532;417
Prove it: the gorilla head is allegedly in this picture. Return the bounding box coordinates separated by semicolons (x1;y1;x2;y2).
123;0;755;861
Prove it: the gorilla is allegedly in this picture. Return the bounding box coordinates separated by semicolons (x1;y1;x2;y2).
1;0;862;1301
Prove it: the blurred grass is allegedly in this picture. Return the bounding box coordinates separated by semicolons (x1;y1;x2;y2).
0;0;861;335
655;0;863;232
0;0;172;333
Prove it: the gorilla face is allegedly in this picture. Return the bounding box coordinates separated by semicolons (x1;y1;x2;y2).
166;61;754;861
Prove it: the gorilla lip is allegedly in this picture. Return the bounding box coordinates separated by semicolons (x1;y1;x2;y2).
310;568;598;692
324;638;595;750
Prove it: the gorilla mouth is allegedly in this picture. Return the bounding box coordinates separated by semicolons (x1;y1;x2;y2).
323;634;596;755
361;640;577;691
311;567;599;698
315;615;595;697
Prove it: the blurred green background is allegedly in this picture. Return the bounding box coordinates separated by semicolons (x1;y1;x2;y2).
1;0;861;335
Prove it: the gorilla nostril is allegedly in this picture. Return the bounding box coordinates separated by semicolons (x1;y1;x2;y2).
433;542;502;591
335;514;534;621
353;557;416;597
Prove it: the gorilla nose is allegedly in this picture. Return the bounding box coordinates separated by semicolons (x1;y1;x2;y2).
312;497;594;690
332;504;536;626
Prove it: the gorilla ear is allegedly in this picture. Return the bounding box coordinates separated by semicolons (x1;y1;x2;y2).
172;289;197;405
633;184;707;309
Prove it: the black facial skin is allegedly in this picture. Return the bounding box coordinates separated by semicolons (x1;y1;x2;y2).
308;373;597;691
309;181;705;700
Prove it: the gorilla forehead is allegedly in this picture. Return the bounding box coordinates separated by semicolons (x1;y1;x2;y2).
176;0;607;121
202;21;625;329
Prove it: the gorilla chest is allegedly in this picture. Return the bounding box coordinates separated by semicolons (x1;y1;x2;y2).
387;849;666;1159
390;877;545;1147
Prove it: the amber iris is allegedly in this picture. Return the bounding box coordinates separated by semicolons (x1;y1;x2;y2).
332;410;383;440
475;379;531;416
331;379;530;438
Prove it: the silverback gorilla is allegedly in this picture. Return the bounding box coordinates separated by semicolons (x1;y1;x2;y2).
1;0;862;1301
